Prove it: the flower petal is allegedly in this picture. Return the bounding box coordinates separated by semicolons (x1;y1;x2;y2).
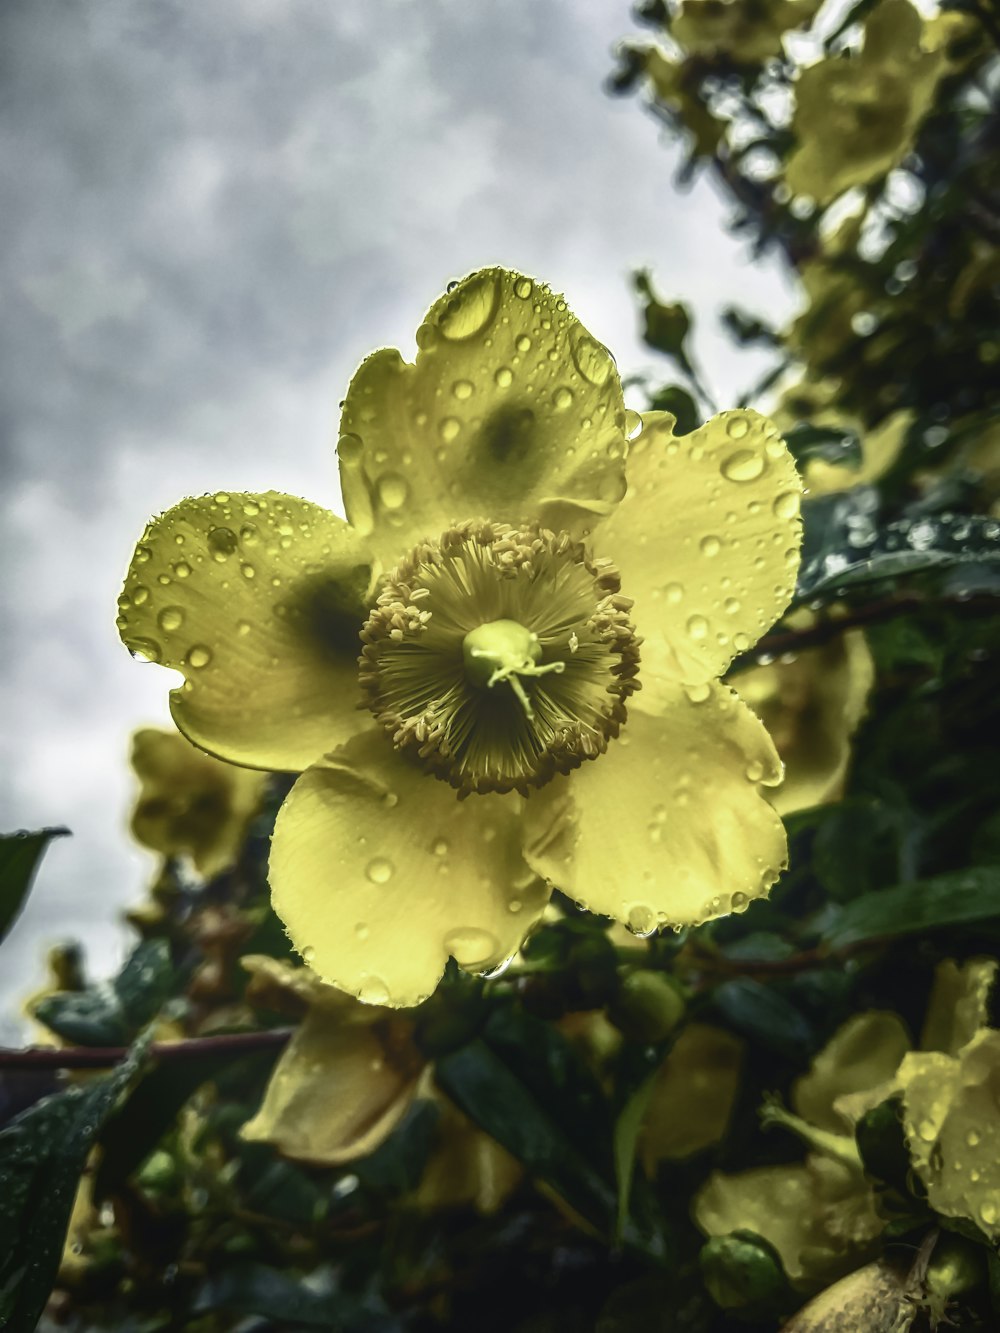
240;1005;421;1165
523;685;786;931
129;727;266;877
639;1023;743;1166
337;268;627;560
921;957;998;1056
735;628;875;816
598;410;802;689
269;727;550;1007
792;1011;911;1136
118;492;377;771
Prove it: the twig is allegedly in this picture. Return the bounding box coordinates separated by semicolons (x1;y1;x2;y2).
0;1027;292;1072
731;590;1000;671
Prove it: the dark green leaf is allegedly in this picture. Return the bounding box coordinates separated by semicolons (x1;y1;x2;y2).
190;1262;397;1331
782;421;862;470
823;867;1000;951
0;1033;150;1333
647;384;701;435
710;980;814;1059
32;939;173;1047
0;828;69;945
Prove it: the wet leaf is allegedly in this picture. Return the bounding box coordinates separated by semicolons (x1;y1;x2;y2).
32;938;174;1046
823;866;1000;951
0;827;69;945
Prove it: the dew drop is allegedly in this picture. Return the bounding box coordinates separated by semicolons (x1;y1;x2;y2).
494;366;513;388
236;620;252;636
240;562;256;580
967;1129;981;1148
438;271;500;339
243;499;261;517
444;926;501;967
569;328;614;387
357;975;390;1006
208;526;238;559
452;378;474;401
157;606;184;633
186;644;212;669
773;491;800;520
213;492;231;505
664;581;684;604
553;386;574;411
132;585;149;606
731;891;749;911
338;432;365;466
725;414;750;440
376;473;409;510
129;637;161;663
173;561;192;579
746;759;765;782
515;333;531;352
980;1200;998;1227
134;544;152;565
626;904;657;937
366;857;394;884
722;449;766;483
415;321;438;351
917;1118;937;1142
685;682;711;704
432;838;449;857
724;597;741;615
687;615;709;639
439;417;461;444
513;276;533;300
700;535;722;558
381;791;399;809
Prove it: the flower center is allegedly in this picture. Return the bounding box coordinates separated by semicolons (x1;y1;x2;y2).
359;520;640;795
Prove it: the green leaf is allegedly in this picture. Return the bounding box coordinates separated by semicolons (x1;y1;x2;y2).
613;1074;657;1247
32;939;173;1047
0;1032;151;1333
823;867;1000;951
190;1262;397;1330
797;510;1000;602
782;421;862;470
434;1006;615;1232
710;980;814;1060
0;828;69;945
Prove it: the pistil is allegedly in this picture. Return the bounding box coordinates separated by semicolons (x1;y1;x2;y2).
462;619;566;720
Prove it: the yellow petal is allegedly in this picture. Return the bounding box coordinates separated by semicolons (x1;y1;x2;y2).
269;728;550;1007
599;409;802;690
129;727;266;877
414;1097;522;1214
897;1031;1000;1240
735;629;875;816
240;1004;422;1165
803;411;911;496
672;0;822;63
523;685;787;932
118;492;377;771
639;1024;743;1166
695;1157;881;1287
792;1011;911;1136
337;268;627;560
920;957;997;1056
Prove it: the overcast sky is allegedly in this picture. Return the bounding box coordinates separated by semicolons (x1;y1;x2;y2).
0;0;797;1038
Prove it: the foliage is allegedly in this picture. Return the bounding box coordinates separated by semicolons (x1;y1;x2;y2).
2;2;1000;1329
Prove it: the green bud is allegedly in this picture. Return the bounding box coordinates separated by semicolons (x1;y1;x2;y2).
609;970;685;1043
135;1148;179;1192
855;1096;911;1193
700;1231;788;1312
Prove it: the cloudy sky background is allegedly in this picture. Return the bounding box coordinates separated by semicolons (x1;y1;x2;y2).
0;0;798;1038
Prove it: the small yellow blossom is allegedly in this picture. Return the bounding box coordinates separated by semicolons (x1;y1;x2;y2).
695;959;998;1284
129;727;266;878
117;268;802;1006
786;0;954;204
640;1023;744;1166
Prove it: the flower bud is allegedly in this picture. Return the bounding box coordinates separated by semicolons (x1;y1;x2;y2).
609;970;685;1043
700;1230;788;1312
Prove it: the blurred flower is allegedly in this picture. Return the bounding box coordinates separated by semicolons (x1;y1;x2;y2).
735;615;875;815
118;268;802;1007
129;727;266;878
671;0;822;64
695;959;997;1284
786;0;955;204
618;45;725;158
640;1023;744;1166
240;956;520;1212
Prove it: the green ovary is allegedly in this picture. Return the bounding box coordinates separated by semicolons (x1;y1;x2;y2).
462;619;566;718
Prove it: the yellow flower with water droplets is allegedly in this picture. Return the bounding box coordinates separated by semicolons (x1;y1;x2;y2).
786;0;955;205
129;726;267;878
117;268;802;1007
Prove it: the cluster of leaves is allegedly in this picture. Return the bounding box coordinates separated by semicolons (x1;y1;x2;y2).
2;1;1000;1329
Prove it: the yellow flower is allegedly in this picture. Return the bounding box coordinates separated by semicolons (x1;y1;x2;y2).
694;959;998;1285
129;726;266;878
241;956;521;1212
735;616;875;815
117;268;802;1007
786;0;953;205
671;0;822;65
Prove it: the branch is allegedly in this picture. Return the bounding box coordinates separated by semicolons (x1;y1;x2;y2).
731;590;1000;671
0;1027;293;1071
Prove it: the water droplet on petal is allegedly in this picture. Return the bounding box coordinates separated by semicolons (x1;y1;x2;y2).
917;1118;937;1142
339;432;365;466
415;321;438;351
452;378;474;401
439;417;461;444
213;492;231;505
569;327;614;387
626;904;657;937
438;271;500;340
721;449;766;483
725;414;750;440
376;473;409;510
186;644;212;669
366;857;394;884
687;615;709;639
173;561;192;579
157;607;184;632
444;926;501;967
515;333;531;352
357;974;390;1006
700;535;721;557
664;582;684;604
432;838;449;857
513;276;533;300
132;585;149;606
731;891;749;911
773;491;799;520
129;637;161;663
553;386;574;411
746;759;765;781
208;526;238;559
240;562;256;579
494;366;513;388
